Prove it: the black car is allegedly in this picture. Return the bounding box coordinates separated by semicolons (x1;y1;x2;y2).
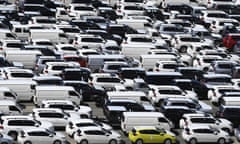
216;105;240;127
63;80;105;101
160;105;199;128
61;68;91;82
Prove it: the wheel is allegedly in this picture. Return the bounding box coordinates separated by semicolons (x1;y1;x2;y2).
164;139;172;144
24;141;32;144
218;138;225;144
189;138;197;144
109;139;117;144
8;131;17;140
135;139;143;144
53;140;61;144
180;46;188;53
80;140;88;144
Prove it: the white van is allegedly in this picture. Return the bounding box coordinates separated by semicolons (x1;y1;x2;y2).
5;50;42;69
140;54;177;71
34;86;82;106
11;24;29;41
0;80;36;102
122;45;155;59
0;100;23;115
0;87;18;101
106;91;150;104
29;29;66;44
121;112;173;133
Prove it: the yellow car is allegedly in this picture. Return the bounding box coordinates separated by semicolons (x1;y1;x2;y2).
128;126;177;144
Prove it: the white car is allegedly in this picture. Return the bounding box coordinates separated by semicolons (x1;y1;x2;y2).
90;73;124;90
207;85;239;103
68;4;96;17
179;113;233;134
193;55;223;72
66;119;112;137
148;85;197;105
0;133;13;144
43;61;80;76
3;67;34;80
0;116;54;140
116;4;144;17
18;128;66;144
73;126;122;144
55;44;78;56
182;125;231;144
31;108;79;129
41;100;92;118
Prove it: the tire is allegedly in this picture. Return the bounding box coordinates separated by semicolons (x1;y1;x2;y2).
189;138;197;144
218;138;225;144
180;46;188;53
24;141;32;144
53;140;61;144
109;139;117;144
80;140;88;144
135;139;143;144
164;139;172;144
8;131;17;140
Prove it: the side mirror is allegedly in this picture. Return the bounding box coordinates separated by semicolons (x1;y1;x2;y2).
49;134;53;137
214;131;218;135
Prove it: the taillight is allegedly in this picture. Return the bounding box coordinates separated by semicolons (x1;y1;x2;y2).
0;125;4;129
197;59;201;66
0;48;3;50
208;0;211;4
45;70;48;73
153;90;156;97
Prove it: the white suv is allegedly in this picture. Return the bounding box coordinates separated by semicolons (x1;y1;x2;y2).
66;119;112;137
182;125;231;144
18;128;66;144
31;108;79;129
73;126;122;144
179;113;233;134
0;116;54;140
41;100;92;118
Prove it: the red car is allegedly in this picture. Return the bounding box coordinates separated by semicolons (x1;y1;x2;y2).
223;33;240;49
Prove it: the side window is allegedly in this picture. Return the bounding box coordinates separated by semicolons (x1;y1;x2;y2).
158;117;168;123
69;91;79;97
15;28;21;33
4;92;15;98
85;130;105;135
9;106;21;112
38;112;64;118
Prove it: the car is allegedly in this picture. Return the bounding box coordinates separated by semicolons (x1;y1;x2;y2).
17;128;66;144
43;61;80;76
66;118;112;137
30;108;79;130
0;133;13;144
128;126;177;144
73;126;122;144
207;85;239;104
148;85;197;106
210;60;237;75
179;113;233;134
161;97;212;113
160;106;200;128
216;105;240;127
182;125;231;144
90;73;123;91
0;115;54;140
41;100;92;118
3;68;34;80
222;33;240;49
103;99;155;113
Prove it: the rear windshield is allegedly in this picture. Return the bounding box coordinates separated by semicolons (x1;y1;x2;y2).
96;77;121;83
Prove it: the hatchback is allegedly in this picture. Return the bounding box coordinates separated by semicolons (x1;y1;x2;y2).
128;126;176;144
